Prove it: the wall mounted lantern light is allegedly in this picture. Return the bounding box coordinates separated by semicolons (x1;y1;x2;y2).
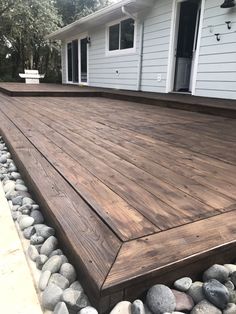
220;0;235;8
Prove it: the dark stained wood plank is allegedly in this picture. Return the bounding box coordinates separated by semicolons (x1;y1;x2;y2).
0;109;121;306
0;100;158;240
103;210;236;295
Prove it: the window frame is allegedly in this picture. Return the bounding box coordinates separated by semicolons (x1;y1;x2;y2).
106;17;137;56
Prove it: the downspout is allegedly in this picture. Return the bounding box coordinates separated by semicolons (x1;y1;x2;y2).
122;6;144;91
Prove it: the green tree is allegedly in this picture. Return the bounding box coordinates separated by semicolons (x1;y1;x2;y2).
0;0;61;80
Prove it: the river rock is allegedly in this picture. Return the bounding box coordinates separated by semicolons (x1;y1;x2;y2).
191;299;221;314
203;279;229;310
110;301;132;314
36;254;48;270
32;204;40;210
70;281;83;292
225;280;234;290
131;300;145;314
22;197;35;205
30;210;44;224
23;226;36;239
39;270;51;291
3;180;15;194
54;302;69;314
11;172;21;180
172;289;194;312
0;155;7;164
203;264;229;283
223;303;236;314
42;255;63;273
174;277;192;292
40;236;58;256
36;225;55;239
12;195;23;205
79;306;98;314
19;204;32;213
62;288;83;311
19;216;34;230
146;284;176;314
230;271;236;286
42;283;63;311
60;263;77;284
15;184;28;192
30;234;45;245
187;281;205;304
28;245;39;261
49;273;70;290
225;264;236;275
49;249;63;257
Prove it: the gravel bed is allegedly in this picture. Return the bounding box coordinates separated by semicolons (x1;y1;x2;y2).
1;135;236;314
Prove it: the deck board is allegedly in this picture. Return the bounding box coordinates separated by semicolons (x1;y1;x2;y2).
0;92;236;312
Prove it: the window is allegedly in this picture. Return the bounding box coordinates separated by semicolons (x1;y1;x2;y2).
108;18;135;52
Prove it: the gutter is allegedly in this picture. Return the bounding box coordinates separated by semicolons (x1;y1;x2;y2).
122;5;143;91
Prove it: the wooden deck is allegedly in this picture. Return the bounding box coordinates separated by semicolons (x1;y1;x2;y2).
0;82;236;118
0;93;236;312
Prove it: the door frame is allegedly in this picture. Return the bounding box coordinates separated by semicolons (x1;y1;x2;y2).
166;0;205;95
65;33;89;85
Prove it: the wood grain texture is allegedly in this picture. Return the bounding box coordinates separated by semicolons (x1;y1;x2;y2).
0;92;235;313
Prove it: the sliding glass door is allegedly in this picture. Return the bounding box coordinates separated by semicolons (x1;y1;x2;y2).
67;37;88;84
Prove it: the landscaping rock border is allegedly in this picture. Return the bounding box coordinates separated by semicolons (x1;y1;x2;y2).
1;134;236;314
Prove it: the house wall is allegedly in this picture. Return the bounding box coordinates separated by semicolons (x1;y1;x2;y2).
140;0;173;93
195;0;236;100
88;23;140;90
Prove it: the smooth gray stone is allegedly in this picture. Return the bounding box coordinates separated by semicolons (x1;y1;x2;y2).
223;303;236;314
30;234;45;245
203;264;229;283
32;204;39;210
3;180;15;193
22;197;35;205
16;179;25;185
12;195;23;205
174;277;192;292
36;254;48;270
224;264;236;275
191;300;221;314
0;155;7;163
17;213;27;223
11;205;20;211
62;288;83;311
172;289;194;312
34;244;43;253
79;306;98;314
131;300;145;314
146;284;176;314
42;284;63;311
30;210;44;224
53;302;69;314
203;279;229;310
12;211;21;221
60;263;77;284
23;226;36;239
74;293;89;310
5;190;18;200
19;204;32;212
36;226;55;240
70;281;83;292
228;289;236;303
19;216;34;230
49;273;70;290
11;172;21;180
42;255;63;273
40;236;58;256
187;281;205;304
8;165;17;172
28;245;39;261
49;249;63;258
39;270;51;291
15;184;28;192
22;208;31;215
225;280;234;290
60;255;68;264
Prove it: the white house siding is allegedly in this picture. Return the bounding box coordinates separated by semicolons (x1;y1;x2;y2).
140;0;173;93
61;41;67;84
88;23;141;90
195;0;236;100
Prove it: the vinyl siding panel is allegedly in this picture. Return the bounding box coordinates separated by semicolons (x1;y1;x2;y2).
88;23;140;90
141;0;173;93
195;0;236;100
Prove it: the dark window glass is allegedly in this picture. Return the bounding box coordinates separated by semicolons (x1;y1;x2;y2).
80;38;87;83
72;40;78;82
109;24;119;51
67;43;72;81
120;18;134;50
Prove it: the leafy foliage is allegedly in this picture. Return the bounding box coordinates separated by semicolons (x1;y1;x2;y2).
0;0;109;82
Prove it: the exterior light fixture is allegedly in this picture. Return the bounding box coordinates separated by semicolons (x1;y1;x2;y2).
86;36;91;44
220;0;235;8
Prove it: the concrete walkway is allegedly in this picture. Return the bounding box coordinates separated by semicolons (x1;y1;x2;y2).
0;182;43;314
